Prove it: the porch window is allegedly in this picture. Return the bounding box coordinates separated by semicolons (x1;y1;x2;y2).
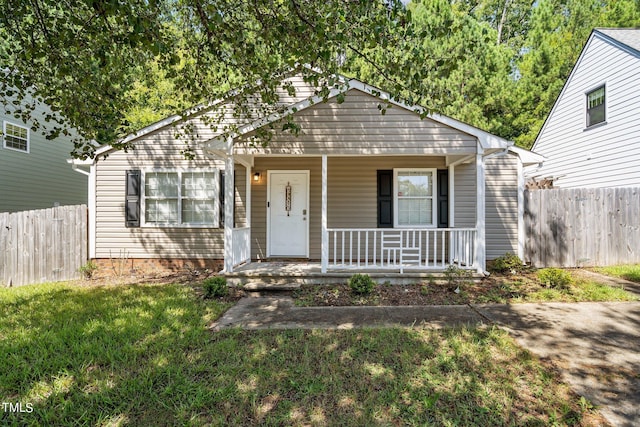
3;121;29;153
586;85;605;127
394;169;436;227
143;170;218;226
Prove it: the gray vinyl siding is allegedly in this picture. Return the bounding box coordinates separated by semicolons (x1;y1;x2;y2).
93;74;525;263
251;157;322;260
485;153;519;259
453;161;476;228
176;75;319;142
0;104;87;212
234;90;477;156
250;156;447;260
234;165;247;228
531;31;640;188
95;128;227;259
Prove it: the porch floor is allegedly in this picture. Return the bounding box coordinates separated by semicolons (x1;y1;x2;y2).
225;262;483;287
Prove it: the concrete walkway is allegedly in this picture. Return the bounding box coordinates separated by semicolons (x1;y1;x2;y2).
212;293;640;426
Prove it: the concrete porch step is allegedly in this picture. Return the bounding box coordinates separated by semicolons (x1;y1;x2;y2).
242;282;301;291
225;267;485;287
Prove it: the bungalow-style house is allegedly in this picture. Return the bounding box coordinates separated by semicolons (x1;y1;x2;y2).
1;98;88;212
527;28;640;188
74;75;542;277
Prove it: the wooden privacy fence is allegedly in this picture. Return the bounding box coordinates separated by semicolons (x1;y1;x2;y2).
524;188;640;267
0;205;87;286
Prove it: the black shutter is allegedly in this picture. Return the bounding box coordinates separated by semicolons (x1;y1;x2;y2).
219;171;225;228
437;169;449;228
125;170;141;227
377;170;393;228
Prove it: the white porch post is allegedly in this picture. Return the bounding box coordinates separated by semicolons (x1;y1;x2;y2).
224;138;235;273
246;163;252;227
517;157;525;261
475;151;486;273
321;155;328;273
88;164;96;259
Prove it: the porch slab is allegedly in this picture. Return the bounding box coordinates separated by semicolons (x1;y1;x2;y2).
225;262;483;287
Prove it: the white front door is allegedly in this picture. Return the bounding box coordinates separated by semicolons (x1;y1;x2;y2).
268;171;309;257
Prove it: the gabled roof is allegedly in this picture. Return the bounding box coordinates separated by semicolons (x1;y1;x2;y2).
206;77;513;153
532;28;640;152
84;74;514;163
509;145;544;166
596;28;640;56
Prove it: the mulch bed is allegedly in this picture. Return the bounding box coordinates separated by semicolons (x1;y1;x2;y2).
291;275;531;306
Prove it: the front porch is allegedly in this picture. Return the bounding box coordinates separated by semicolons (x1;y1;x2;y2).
224;153;487;276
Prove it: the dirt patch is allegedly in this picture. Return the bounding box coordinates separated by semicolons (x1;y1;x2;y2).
73;271;247;304
292;273;542;306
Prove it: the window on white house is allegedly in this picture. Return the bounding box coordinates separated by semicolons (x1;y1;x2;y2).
586;85;606;127
144;171;218;226
3;121;29;152
394;169;436;227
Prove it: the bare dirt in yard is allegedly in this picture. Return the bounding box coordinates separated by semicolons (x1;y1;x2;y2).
77;267;638;308
292;273;540;306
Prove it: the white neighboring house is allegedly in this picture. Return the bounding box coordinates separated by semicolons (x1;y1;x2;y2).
0;96;88;212
527;28;640;188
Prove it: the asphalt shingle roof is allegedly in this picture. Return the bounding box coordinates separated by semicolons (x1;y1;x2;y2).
596;28;640;54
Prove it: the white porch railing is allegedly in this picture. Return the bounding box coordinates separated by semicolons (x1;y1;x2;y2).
231;227;251;267
326;228;477;272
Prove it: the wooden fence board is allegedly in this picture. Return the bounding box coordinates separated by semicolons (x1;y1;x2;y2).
0;205;87;286
524;188;640;267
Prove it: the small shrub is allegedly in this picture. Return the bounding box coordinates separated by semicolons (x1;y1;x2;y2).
490;252;524;274
202;276;228;298
78;260;98;279
537;268;573;290
444;264;473;291
349;274;375;295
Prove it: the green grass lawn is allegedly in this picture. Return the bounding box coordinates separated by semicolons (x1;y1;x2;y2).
0;282;601;426
593;264;640;284
507;273;638;303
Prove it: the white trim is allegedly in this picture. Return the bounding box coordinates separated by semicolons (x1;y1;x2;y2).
508;146;545;166
224;153;235;272
585;83;607;129
393;168;437;228
447;154;475;167
88;164;96;259
517;157;525;260
266;170;310;258
140;168;220;228
475;152;486;273
2;121;30;153
321;155;328;273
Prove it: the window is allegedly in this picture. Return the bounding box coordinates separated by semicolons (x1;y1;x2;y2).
586;85;606;127
143;170;218;226
394;169;436;227
3;121;29;152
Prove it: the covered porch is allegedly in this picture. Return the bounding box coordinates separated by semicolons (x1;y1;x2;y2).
224;153;487;275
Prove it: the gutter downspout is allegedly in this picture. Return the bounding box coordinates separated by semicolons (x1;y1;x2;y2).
68;158;95;259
